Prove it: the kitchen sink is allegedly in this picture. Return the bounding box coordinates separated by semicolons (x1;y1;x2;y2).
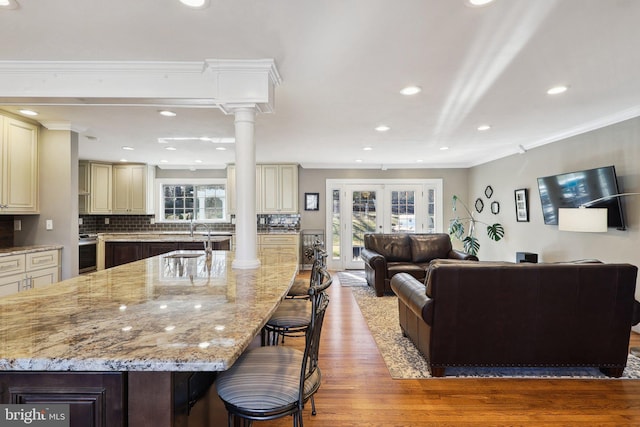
163;251;204;259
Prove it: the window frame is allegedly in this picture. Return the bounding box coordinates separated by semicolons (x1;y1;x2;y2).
155;178;229;224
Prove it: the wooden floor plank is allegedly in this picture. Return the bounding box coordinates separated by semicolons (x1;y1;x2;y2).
208;271;640;426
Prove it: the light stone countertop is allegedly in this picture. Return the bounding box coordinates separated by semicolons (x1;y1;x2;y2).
0;248;298;372
0;245;63;257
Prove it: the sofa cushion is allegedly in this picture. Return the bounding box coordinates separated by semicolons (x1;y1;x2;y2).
387;262;428;281
424;259;514;297
409;234;452;263
364;234;411;262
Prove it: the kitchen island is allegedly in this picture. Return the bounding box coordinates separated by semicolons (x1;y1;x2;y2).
0;247;298;427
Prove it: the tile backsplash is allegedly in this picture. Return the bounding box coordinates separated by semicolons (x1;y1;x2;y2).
79;214;300;234
0;216;13;248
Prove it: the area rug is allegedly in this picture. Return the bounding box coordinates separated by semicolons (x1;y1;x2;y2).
337;270;367;287
350;285;640;379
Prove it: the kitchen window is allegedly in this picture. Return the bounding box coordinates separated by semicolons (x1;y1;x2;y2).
156;179;227;222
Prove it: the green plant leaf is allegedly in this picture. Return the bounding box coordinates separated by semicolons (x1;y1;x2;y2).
486;223;505;241
448;219;465;239
463;236;480;256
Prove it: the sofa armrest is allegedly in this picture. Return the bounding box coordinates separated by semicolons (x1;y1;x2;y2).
361;248;386;268
633;300;640;326
390;273;433;325
448;249;479;261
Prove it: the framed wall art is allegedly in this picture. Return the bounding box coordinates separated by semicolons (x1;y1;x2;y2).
514;188;529;222
305;192;319;211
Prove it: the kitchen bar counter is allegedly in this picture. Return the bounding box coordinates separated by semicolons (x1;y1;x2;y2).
0;248;298;426
0;248;298;371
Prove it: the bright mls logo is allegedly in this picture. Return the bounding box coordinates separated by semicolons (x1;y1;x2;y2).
0;405;69;427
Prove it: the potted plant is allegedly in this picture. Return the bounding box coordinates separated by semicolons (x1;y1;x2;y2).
448;195;504;256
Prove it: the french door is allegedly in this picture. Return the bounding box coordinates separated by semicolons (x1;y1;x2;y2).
326;179;442;270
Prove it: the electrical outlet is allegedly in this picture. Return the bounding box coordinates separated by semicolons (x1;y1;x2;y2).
105;218;110;225
150;217;155;225
46;219;53;230
78;217;83;225
13;220;21;231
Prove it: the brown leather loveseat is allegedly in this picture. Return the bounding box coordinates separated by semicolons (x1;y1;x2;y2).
360;233;477;297
391;259;640;377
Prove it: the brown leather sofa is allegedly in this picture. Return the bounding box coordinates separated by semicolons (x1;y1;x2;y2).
360;233;477;297
390;259;640;377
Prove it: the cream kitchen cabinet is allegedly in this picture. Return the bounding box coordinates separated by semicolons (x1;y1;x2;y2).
89;162;113;214
0;115;39;214
260;164;298;213
112;164;149;214
0;249;60;296
258;233;299;251
227;164;298;215
78;161;89;214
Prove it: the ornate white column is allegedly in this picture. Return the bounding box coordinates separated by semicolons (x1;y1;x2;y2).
231;106;260;269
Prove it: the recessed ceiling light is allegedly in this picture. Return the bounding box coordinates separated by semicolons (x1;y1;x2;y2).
547;85;568;95
355;159;363;163
363;147;373;151
375;125;391;132
119;159;128;162
216;147;226;151
160;160;169;163
477;124;491;131
159;110;177;117
466;0;495;7
179;0;210;8
440;146;449;151
165;147;177;151
416;159;424;163
0;0;19;10
19;109;38;116
400;86;422;96
121;146;134;151
194;160;203;163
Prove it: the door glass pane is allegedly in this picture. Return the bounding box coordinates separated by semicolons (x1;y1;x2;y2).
426;188;436;232
391;190;416;232
352;191;377;261
331;189;341;261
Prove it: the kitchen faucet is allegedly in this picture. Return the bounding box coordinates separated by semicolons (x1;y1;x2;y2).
190;221;213;255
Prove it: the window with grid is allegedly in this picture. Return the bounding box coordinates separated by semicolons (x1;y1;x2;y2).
160;181;227;222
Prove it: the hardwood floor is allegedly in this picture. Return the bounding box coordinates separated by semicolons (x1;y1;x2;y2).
207;272;640;426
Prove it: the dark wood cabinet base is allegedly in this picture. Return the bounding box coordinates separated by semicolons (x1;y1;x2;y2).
0;371;216;427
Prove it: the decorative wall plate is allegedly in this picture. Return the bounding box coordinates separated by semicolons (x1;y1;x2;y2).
475;198;484;213
491;201;500;215
485;185;493;199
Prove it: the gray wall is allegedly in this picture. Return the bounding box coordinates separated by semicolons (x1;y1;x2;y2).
15;129;79;279
468;115;640;267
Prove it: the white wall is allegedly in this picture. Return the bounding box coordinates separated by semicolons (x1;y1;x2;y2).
469;115;640;268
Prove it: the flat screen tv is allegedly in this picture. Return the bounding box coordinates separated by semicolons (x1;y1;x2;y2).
537;165;626;229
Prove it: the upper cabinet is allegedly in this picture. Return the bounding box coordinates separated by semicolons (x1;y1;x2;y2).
260;164;298;213
113;164;149;214
80;162;154;215
89;162;113;214
227;164;298;215
0;115;39;214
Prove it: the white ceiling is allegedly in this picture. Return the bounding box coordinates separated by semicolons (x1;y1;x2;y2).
1;0;640;170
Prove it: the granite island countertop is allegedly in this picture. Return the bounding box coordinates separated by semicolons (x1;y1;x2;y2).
0;248;298;372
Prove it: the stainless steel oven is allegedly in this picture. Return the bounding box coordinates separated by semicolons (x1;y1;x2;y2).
79;234;97;273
